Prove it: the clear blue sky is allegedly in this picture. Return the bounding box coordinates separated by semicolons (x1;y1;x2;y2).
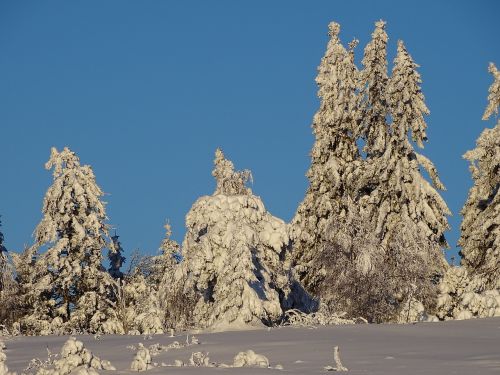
1;1;499;263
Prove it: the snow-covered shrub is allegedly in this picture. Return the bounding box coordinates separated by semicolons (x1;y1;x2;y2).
36;337;115;375
188;352;211;367
433;266;500;321
283;307;355;327
130;343;152;372
233;350;269;368
179;149;306;329
121;274;164;334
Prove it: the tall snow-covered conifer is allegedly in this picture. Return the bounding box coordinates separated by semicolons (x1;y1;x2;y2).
0;216;8;293
352;39;450;320
18;147;122;334
459;63;500;289
360;20;389;157
356;40;450;249
0;216;17;327
291;22;361;292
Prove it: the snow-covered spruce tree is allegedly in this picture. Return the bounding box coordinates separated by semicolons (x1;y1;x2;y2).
433;64;500;321
0;217;10;296
459;62;500;290
291;22;361;293
356;40;450;248
16;147;123;334
359;20;389;157
180;148;301;329
0;217;17;328
157;222;194;329
108;232;125;280
353;40;450;320
109;224;183;334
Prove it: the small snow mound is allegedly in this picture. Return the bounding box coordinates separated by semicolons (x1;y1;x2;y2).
233;350;269;368
0;341;16;375
36;337;114;375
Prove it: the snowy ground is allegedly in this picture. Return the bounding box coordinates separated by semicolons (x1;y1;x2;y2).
3;317;500;374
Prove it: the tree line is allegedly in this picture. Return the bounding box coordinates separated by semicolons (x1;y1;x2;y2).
0;20;498;334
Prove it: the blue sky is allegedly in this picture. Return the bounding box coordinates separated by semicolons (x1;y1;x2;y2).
0;1;498;263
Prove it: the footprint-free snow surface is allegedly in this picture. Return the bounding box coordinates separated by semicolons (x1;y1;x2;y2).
4;317;500;374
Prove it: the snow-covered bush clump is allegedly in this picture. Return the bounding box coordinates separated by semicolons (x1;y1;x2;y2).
233;350;269;368
36;337;115;375
108;229;178;335
130;343;152;372
179;148;303;329
13;147;123;335
120;273;165;335
432;267;500;321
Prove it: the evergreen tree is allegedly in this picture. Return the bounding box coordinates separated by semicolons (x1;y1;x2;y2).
459;62;500;290
356;40;450;247
0;216;8;293
0;217;17;327
17;147;122;334
180;149;299;329
108;232;126;280
155;222;180;284
359;20;390;157
354;40;450;319
291;22;361;293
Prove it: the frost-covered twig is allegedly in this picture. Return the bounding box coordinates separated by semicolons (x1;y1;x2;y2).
325;346;348;372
